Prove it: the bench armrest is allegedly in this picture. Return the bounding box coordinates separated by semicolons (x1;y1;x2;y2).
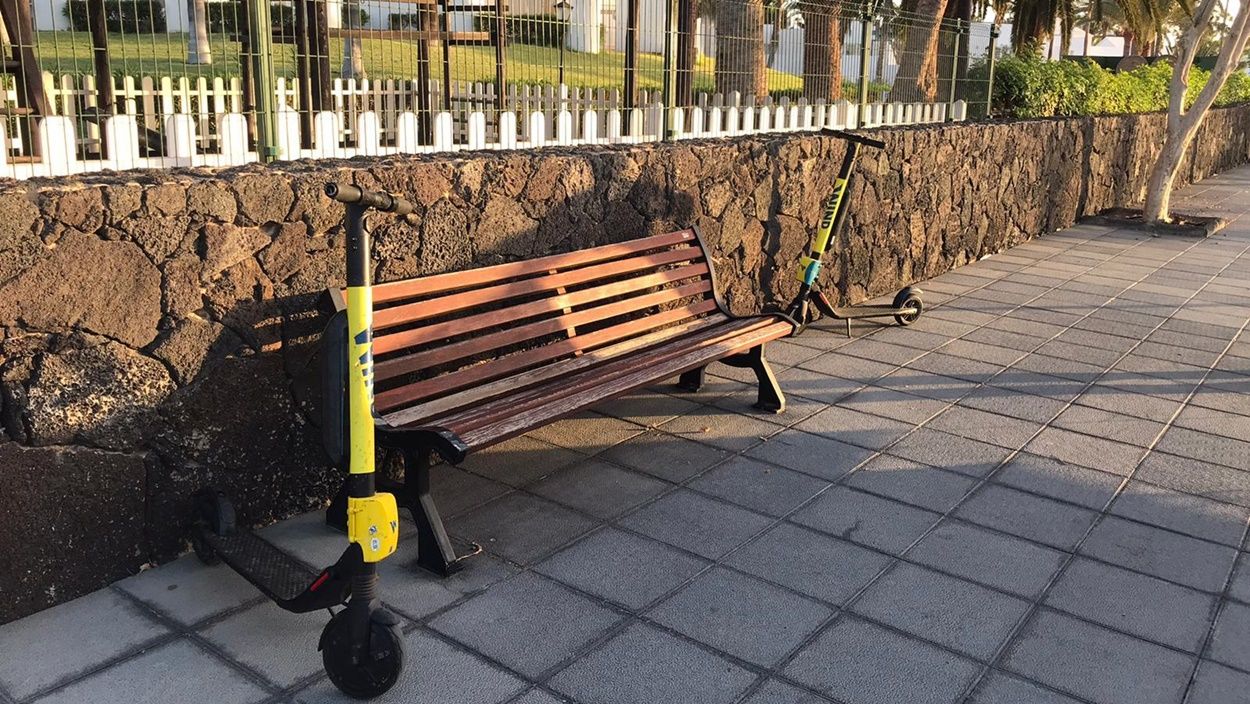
374;420;470;466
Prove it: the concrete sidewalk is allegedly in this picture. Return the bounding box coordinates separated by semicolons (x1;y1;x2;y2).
2;167;1249;704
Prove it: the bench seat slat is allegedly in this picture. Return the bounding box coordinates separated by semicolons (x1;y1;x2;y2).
370;229;699;305
429;316;785;434
373;245;704;331
375;279;713;382
374;263;711;355
452;319;794;448
381;316;723;427
373;299;721;413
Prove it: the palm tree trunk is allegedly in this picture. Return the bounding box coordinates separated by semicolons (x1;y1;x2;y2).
802;0;842;101
342;1;366;80
677;0;697;107
187;0;212;65
716;0;767;97
890;0;949;102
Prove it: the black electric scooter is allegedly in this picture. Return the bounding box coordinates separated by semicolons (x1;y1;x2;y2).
190;184;413;700
785;128;924;336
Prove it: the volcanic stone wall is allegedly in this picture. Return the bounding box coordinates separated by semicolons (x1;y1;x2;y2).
1;105;1248;622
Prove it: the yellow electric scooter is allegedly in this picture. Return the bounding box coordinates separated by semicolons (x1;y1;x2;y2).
191;183;411;699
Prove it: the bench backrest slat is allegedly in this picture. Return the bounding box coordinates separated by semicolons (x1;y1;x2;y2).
366;229;722;417
370;228;699;304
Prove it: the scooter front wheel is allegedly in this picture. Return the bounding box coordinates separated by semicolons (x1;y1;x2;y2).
321;609;405;699
893;288;924;326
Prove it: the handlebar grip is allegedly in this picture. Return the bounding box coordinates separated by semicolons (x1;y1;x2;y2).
324;183;414;216
820;128;886;150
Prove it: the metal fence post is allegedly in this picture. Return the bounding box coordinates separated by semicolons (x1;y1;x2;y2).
947;19;963;121
856;10;872;126
986;24;1000;118
661;0;678;140
249;0;279;162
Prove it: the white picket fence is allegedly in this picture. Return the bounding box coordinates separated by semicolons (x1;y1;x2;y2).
2;72;968;179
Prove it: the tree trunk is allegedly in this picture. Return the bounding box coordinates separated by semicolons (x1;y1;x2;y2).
187;0;212;65
342;1;366;80
1142;0;1250;222
802;0;842;101
676;0;697;107
889;0;949;102
715;0;766;98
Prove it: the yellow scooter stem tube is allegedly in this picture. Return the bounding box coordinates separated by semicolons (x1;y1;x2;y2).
342;200;398;563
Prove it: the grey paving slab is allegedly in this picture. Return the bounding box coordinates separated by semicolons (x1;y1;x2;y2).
594;389;703;427
744;429;876;481
1075;383;1185;423
798;351;900;384
1024;426;1145;476
295;629;526;704
548;622;756;704
1045;557;1217;653
618;489;774;559
199;602;327;688
836;338;926;366
793;405;914;451
658;405;781;452
506;689;568;704
908;352;1005;384
955;483;1099;550
1001;610;1195;704
431;464;513;518
741;679;833;704
0;589;168;701
689;455;831;517
725;522;891;606
928;405;1045;450
852;562;1030;660
791;486;941;555
527;412;647;455
1034;339;1125;368
876;366;980;401
380;544;519;619
535;527;709;611
31;639;268;704
429;572;624;679
908;521;1066;598
939;339;1026;367
886;427;1014;478
845;454;978;513
530;459;670;519
459;436;587;487
448;492;599;565
1156;426;1250;472
1186;660;1250;704
989;367;1088;401
955;384;1067;424
773;366;865;404
784;615;980;704
966;671;1082;704
649;566;833;667
1231;552;1250;605
598;429;731;483
1050;404;1168;447
116;554;259;626
1134;450;1250;509
1110;480;1250;546
836;385;951;424
1208;601;1250;671
1010;353;1105;384
259;511;354;570
1080;516;1238;593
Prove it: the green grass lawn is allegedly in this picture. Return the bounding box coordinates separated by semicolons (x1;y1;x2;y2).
28;31;802;94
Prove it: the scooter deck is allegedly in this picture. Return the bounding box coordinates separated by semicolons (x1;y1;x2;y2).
201;529;319;604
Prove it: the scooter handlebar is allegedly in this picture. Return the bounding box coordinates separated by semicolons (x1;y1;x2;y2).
324;183;414;216
820;128;886;150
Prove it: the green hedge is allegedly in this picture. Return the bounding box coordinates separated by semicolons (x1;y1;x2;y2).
205;2;368;37
985;56;1250;118
62;0;166;33
474;13;568;47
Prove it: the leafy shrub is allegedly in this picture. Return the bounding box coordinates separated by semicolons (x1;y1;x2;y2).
474;13;567;47
63;0;166;33
986;55;1250;118
206;2;366;37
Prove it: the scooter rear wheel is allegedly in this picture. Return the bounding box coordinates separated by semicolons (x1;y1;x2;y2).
892;288;924;326
321;610;405;699
190;489;237;565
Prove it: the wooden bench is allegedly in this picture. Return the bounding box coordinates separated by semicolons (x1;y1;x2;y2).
321;228;794;574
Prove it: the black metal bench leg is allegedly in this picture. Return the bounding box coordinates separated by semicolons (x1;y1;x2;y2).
677;366;707;392
402;448;461;577
746;345;785;414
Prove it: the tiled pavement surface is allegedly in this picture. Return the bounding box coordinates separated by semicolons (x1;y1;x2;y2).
5;167;1250;704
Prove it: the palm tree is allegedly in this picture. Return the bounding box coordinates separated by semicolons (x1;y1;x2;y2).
187;0;212;65
890;0;950;102
716;0;768;97
801;0;843;100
